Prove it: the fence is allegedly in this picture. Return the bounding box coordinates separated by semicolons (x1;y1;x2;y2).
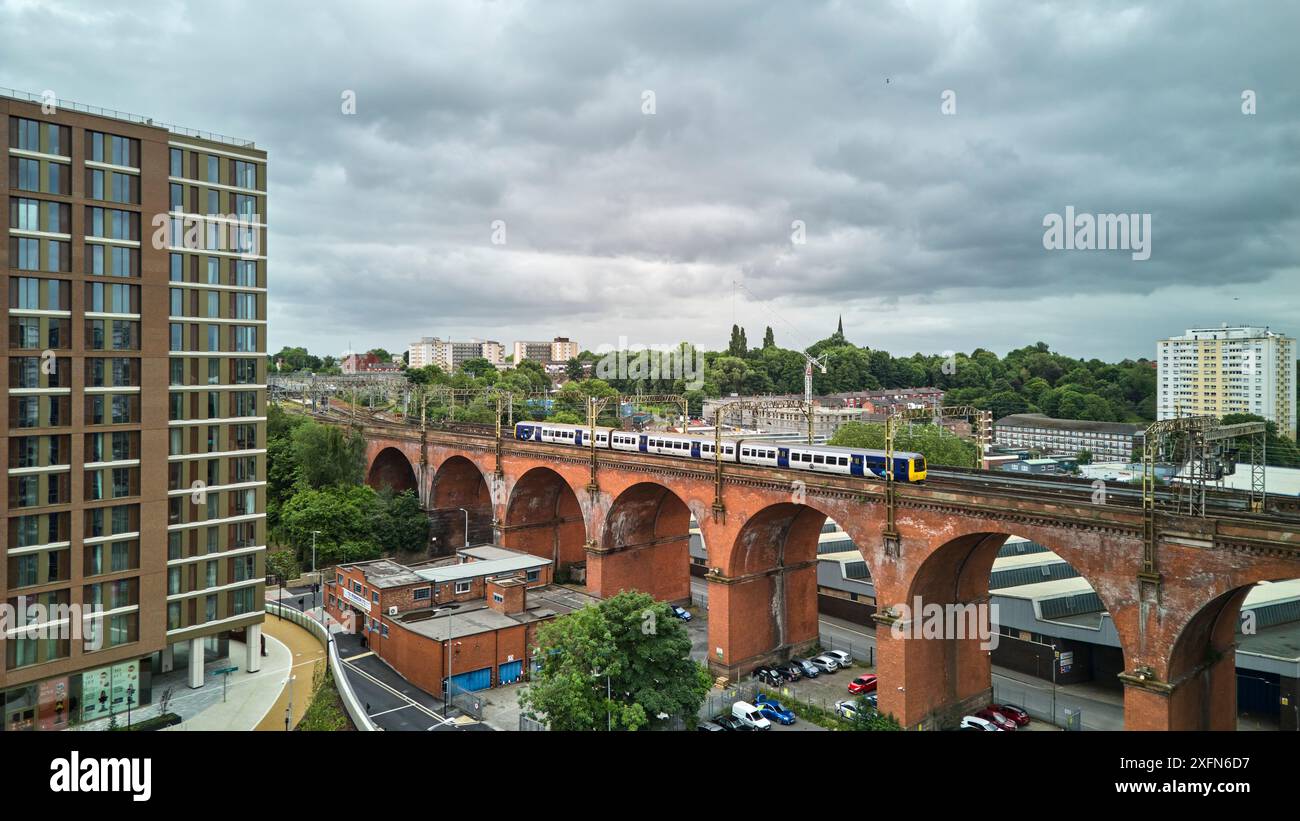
817;633;875;666
264;602;377;731
519;715;548;731
991;679;1084;730
446;680;485;720
699;679;853;723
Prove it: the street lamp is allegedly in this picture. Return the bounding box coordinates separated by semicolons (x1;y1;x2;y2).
310;530;322;617
457;508;470;549
444;636;462;718
1051;643;1059;725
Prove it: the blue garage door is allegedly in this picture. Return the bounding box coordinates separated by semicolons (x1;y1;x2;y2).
499;660;524;685
450;667;492;692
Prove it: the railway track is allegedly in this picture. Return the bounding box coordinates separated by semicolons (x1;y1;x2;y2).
283;403;1300;523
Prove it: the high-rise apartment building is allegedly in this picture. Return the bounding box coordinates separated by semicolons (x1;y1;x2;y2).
1;91;266;731
407;336;502;372
1157;325;1296;438
512;337;578;365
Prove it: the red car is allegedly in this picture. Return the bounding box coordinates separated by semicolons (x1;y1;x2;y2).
991;703;1031;727
847;674;877;695
975;707;1017;731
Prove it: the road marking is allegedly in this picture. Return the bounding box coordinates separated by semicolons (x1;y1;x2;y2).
370;704;415;718
342;651;374;661
341;658;453;727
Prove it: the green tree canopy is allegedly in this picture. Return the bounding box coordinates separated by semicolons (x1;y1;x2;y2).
520;591;711;730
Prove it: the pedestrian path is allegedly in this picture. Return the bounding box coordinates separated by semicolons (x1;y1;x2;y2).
162;635;293;731
254;614;328;730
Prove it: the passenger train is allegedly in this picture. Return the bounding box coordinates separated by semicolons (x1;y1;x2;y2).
513;421;927;482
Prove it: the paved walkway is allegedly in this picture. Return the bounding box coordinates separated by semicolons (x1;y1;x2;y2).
161;635;292;731
254;613;328;731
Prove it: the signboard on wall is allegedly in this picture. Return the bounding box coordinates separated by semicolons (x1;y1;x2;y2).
342;587;372;613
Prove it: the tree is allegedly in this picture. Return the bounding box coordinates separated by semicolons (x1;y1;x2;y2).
848;697;902;731
1076;449;1093;465
566;357;585;380
727;324;748;357
368;347;392;363
266;549;299;582
291;422;366;490
829;421;979;468
279;484;383;562
460;357;497;379
519;591;711;730
372;489;431;554
762;326;775;349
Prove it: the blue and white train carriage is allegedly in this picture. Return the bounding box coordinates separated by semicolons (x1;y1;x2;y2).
513;422;926;483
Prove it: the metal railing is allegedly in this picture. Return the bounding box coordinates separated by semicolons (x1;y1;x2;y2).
1;86;256;148
264;602;377;731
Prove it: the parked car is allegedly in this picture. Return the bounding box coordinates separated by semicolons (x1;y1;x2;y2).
697;721;725;731
824;650;852;668
847;674;878;695
959;715;1003;732
712;715;753;731
991;703;1031;726
811;654;839;673
774;663;802;682
732;701;772;730
975;708;1018;731
791;657;820;678
834;699;860;721
668;604;692;621
864;693;878;710
754;694;797;725
752;666;784;687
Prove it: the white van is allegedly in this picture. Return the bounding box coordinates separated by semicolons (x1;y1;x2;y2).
732;700;771;730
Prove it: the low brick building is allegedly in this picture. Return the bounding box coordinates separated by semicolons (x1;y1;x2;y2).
323;546;595;698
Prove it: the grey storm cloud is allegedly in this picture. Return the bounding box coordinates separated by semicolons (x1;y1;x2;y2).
3;0;1297;360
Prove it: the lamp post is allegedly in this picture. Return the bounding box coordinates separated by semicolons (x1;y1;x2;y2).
1051;643;1059;725
310;529;322;616
457;507;470;548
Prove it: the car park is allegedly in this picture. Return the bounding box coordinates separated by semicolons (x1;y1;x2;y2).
847;674;877;695
754;694;797;725
991;703;1030;726
752;666;784;687
732;701;772;730
834;699;860;721
959;715;1003;731
668;604;692;621
824;650;852;668
711;715;753;731
774;663;802;682
811;654;839;673
975;708;1018;731
791;658;820;678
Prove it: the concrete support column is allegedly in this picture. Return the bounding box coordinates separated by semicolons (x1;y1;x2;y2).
159;644;174;674
188;637;205;689
245;623;263;673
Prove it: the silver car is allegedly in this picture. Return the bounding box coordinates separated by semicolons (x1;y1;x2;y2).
824;650;852;668
811;654;839;673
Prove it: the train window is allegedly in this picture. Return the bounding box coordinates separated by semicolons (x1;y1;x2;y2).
814;455;824;464
839;457;848;466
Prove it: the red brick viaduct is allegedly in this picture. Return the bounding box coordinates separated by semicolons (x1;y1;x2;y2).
362;426;1300;730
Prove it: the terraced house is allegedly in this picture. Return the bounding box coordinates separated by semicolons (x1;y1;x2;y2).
1;91;267;731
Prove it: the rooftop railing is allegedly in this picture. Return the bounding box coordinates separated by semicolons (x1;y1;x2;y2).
1;87;256;148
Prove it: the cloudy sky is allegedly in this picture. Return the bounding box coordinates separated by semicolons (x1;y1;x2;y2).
4;0;1298;361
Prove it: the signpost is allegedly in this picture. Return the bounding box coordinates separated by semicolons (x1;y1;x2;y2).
212;665;239;702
